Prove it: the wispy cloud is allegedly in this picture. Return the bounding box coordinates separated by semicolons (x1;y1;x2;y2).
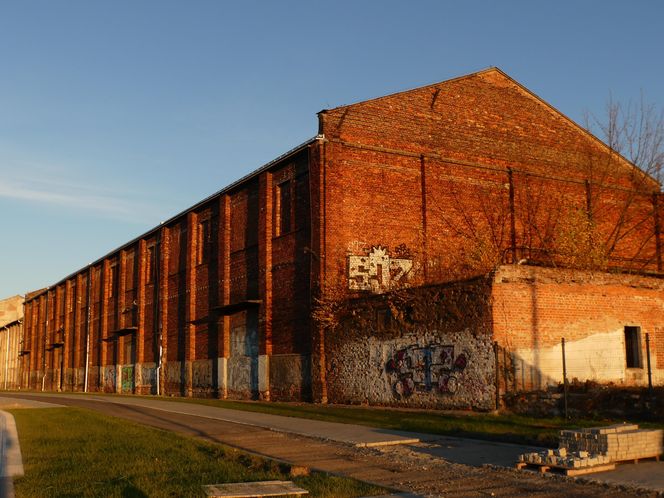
0;169;164;224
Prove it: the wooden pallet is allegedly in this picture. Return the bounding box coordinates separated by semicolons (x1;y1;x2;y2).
515;461;616;476
516;454;662;477
614;454;661;465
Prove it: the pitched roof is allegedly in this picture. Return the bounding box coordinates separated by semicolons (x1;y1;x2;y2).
321;67;659;188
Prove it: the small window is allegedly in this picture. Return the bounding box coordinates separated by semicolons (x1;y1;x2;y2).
277;180;292;236
197;219;211;265
624;326;642;368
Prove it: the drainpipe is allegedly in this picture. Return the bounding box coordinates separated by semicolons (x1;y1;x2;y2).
155;230;162;396
83;266;92;393
4;325;9;390
41;290;50;392
16;319;22;391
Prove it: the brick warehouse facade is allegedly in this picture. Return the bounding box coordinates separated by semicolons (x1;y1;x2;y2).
19;68;664;408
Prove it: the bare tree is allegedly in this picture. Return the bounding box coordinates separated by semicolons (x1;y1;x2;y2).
586;94;664;187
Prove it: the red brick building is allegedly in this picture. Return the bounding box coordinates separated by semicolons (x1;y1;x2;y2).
20;68;664;408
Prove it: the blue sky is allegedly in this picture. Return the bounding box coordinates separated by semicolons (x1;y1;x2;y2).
1;0;663;298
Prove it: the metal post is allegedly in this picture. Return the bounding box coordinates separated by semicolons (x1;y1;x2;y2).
4;326;9;391
646;333;653;394
508;168;517;263
562;337;568;420
653;194;662;272
494;341;500;410
83;267;92;393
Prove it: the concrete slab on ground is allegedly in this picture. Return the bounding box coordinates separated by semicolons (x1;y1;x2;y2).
586;461;664;492
406;435;542;468
16;393;425;447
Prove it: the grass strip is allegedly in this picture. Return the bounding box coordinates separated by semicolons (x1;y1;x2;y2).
10;407;385;498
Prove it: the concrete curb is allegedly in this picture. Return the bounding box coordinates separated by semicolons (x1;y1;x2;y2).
0;410;24;498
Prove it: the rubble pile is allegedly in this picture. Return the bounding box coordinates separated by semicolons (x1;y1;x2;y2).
519;423;664;469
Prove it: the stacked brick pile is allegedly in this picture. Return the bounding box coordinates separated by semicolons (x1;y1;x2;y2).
519;424;664;469
520;447;612;468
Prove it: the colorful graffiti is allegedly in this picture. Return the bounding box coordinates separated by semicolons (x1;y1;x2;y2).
385;344;468;398
348;245;413;293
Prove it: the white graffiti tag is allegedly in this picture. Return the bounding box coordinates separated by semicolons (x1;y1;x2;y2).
348;246;413;293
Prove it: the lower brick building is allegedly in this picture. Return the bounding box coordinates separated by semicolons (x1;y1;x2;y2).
18;68;664;408
325;266;664;410
0;295;23;390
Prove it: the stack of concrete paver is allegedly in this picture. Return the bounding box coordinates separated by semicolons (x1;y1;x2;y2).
520;447;612;468
519;423;663;470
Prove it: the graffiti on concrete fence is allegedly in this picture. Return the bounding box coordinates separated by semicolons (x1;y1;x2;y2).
103;366;116;393
385;344;468;398
348;245;413;293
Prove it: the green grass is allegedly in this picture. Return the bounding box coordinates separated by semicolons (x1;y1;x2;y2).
10;407;385;498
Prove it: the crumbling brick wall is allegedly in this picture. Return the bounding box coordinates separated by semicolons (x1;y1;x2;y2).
492;265;664;391
323;278;496;410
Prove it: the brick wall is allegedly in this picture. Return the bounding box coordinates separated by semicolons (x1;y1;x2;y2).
21;148;313;400
318;68;660;301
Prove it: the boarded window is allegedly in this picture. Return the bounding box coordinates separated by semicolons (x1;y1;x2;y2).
625;326;642;368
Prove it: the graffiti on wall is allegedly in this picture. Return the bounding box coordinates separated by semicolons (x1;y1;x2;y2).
385;344;468;398
348;245;413;293
103;366;116;393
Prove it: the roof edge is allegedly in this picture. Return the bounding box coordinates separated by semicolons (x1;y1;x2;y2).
318;66;500;114
25;137;316;303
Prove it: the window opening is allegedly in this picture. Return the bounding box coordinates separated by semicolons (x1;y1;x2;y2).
624;326;642;368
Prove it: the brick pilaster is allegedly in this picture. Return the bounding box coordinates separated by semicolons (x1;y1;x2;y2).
158;226;170;395
185;213;196;396
136;240;147;392
99;260;109;389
